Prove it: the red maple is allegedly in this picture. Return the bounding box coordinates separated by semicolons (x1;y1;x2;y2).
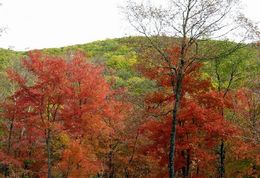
138;48;237;177
0;51;128;177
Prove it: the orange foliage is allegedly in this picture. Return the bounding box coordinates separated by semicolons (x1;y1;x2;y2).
0;51;129;177
138;48;238;177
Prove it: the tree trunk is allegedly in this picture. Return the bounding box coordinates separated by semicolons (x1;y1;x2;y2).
185;150;190;178
46;129;52;178
196;165;199;175
219;140;225;178
7;118;14;154
108;150;114;178
181;150;190;178
169;69;183;178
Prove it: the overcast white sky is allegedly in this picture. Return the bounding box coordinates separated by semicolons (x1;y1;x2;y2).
0;0;259;51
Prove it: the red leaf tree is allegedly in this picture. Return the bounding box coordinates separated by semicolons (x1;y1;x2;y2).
0;51;128;177
138;48;237;177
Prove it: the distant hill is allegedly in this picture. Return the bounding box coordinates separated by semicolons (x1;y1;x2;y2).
0;37;259;96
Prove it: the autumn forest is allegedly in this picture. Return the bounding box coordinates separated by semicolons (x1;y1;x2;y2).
0;0;260;178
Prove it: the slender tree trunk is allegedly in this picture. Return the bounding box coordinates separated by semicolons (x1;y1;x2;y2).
124;132;139;178
218;104;225;178
124;168;129;178
46;129;52;178
7;118;14;154
108;150;114;178
181;150;190;178
169;68;183;178
219;140;225;178
185;150;190;178
2;118;15;177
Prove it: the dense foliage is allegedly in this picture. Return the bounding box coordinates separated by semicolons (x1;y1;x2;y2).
0;37;259;177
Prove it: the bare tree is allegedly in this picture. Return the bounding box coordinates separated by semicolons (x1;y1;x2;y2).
122;0;258;177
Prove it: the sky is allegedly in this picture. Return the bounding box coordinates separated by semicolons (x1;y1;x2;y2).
0;0;259;51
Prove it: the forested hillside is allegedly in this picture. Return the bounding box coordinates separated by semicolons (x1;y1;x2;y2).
0;37;259;177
